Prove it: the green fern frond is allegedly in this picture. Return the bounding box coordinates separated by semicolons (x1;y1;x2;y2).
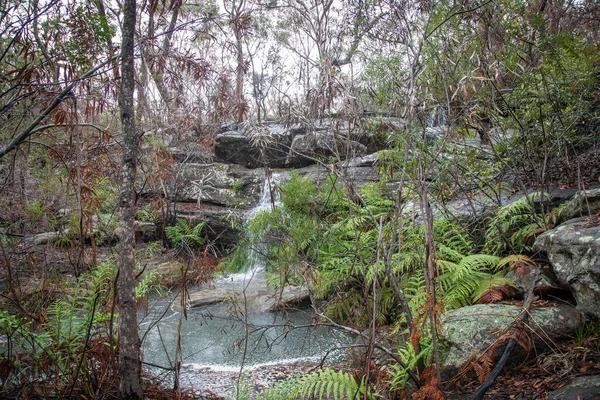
438;254;502;309
387;341;432;391
484;192;549;255
437;243;465;263
262;368;372;400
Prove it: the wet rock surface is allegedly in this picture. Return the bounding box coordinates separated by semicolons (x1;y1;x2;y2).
534;217;600;319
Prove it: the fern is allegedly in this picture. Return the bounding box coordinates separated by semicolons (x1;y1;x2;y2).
165;219;205;251
262;368;372;400
387;341;432;391
484;192;549;255
437;254;519;309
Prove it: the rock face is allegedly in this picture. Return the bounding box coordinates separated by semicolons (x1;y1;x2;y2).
534;217;600;319
213;130;262;168
546;375;600;400
286;131;367;168
558;188;600;224
175;163;265;208
441;303;581;380
173;204;244;252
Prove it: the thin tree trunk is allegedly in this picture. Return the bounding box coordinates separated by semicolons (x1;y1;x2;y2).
117;0;143;397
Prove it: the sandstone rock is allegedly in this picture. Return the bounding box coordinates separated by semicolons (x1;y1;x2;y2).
213;130;262;168
506;266;570;300
220;121;239;132
134;220;157;241
441;303;581;380
534;218;600;318
267;284;311;311
188;288;228;307
175;163;265;208
547;375;600;400
295;160;380;190
286;131;367;168
335;153;378;168
558;188;600;224
32;231;61;245
213;125;295;168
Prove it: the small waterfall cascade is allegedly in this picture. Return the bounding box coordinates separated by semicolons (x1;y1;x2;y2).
215;170;288;291
244;171;287;275
426;105;447;128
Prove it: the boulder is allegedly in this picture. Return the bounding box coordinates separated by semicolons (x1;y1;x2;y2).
175;163;265;208
188;288;228;307
506;266;571;300
534;217;600;319
134;220;157;241
295;157;380;191
266;285;311;311
220;121;239;132
286;131;367;168
547;375;600;400
245;124;294;168
441;303;581;380
213;125;296;168
558;188;600;224
32;231;61;245
187;275;309;314
335;153;378;168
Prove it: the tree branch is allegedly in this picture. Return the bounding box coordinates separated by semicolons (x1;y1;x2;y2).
0;55;117;160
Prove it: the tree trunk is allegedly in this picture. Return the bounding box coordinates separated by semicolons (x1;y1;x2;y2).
117;0;143;397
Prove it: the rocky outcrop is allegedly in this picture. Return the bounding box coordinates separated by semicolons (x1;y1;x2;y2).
558;188;600;224
295;155;381;190
214;124;294;168
212;120;378;169
32;231;62;245
266;285;311;311
505;266;570;300
188;278;310;313
534;217;600;319
441;303;581;380
286;131;367;168
175;163;265;208
174;204;243;252
213;130;262;168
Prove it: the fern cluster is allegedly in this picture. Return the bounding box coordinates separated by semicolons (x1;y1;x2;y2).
165;219;205;252
484;192;548;255
262;368;372;400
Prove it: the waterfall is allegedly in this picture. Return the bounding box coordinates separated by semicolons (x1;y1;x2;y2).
219;171;287;289
245;171;286;274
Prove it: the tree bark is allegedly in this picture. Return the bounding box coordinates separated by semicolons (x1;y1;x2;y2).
117;0;143;397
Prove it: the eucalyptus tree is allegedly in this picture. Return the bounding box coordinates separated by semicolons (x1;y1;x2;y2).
263;0;387;117
116;0;143;396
